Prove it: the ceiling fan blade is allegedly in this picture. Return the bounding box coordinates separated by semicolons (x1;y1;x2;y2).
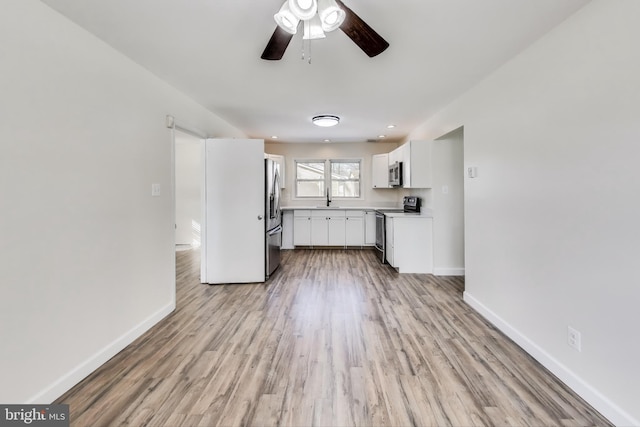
335;0;389;57
261;26;294;60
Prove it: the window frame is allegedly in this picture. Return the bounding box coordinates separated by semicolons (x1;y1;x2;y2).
294;158;363;200
294;159;326;199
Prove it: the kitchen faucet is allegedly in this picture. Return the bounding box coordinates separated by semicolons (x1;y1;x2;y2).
326;188;331;207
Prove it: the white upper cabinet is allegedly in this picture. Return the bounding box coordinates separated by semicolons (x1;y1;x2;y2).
371;153;390;188
400;140;432;189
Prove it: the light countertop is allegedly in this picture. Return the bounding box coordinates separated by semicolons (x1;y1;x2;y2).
281;206;433;218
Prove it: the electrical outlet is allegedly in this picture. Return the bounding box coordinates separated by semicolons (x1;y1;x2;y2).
568;326;582;352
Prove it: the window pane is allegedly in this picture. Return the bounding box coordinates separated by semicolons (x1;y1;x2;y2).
296;162;325;180
330;162;360;180
330;160;360;198
297;181;325;197
332;181;360;198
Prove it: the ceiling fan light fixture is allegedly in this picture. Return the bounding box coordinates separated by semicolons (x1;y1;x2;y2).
274;1;300;34
303;15;326;40
288;0;318;21
312;115;340;127
317;0;345;32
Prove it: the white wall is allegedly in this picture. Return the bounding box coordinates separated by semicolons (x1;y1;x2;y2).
409;2;640;425
433;128;465;275
265;141;402;208
175;132;203;247
0;0;244;403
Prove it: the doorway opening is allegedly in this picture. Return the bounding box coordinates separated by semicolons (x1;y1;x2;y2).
433;126;465;278
174;129;204;255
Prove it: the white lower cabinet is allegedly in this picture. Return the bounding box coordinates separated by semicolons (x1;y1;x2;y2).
386;217;395;266
328;216;346;246
311;210;345;246
293;210;312;246
364;210;376;246
293;209;368;247
282;210;294;249
386;216;433;273
345;210;364;246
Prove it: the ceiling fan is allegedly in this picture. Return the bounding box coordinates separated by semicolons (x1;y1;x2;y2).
261;0;389;60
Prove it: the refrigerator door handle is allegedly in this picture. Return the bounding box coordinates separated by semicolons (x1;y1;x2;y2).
267;224;283;235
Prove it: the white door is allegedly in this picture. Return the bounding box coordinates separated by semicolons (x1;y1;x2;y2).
202;138;265;284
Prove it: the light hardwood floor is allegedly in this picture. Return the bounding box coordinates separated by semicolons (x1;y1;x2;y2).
56;249;612;426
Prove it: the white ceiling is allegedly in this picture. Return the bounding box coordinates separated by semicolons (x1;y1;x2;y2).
40;0;589;143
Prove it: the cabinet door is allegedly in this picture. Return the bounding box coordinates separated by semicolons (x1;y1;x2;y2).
402;140;432;189
311;217;329;246
400;143;411;188
393;217;433;273
372;153;390;188
328;217;346;246
293;210;311;246
388;147;399;165
293;216;311;246
385;217;395;266
345;217;363;246
282;210;294;249
364;210;376;245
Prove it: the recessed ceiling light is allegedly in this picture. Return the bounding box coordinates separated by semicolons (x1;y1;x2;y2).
386;124;396;129
312;115;340;127
324;139;331;143
378;135;386;138
271;135;278;139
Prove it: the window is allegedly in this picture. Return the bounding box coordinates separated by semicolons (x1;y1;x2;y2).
295;161;325;198
330;160;360;198
295;159;361;199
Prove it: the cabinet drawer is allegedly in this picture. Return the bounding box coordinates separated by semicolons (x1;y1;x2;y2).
311;210;345;218
293;210;311;217
345;210;364;218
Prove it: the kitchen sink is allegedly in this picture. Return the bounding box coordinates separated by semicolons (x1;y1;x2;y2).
315;206;340;209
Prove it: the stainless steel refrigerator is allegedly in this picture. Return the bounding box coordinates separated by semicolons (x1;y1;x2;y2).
265;158;282;278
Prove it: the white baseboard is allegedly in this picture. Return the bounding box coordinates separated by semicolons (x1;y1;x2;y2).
433;267;465;276
27;301;176;404
463;291;638;427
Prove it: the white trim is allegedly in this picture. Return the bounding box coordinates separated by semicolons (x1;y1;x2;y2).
463;291;638;427
293;157;365;201
200;139;208;283
433;267;465;276
27;302;175;404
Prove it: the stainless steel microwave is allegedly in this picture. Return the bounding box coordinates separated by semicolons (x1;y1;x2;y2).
389;161;403;186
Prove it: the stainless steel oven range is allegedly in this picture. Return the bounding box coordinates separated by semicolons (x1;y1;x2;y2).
374;196;421;263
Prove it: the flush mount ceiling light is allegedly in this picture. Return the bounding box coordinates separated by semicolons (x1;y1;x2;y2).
312;115;340;127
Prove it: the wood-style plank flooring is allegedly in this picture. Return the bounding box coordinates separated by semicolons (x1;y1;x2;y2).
56;249;612;426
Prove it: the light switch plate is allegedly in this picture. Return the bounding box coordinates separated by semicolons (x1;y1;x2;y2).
151;183;161;197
